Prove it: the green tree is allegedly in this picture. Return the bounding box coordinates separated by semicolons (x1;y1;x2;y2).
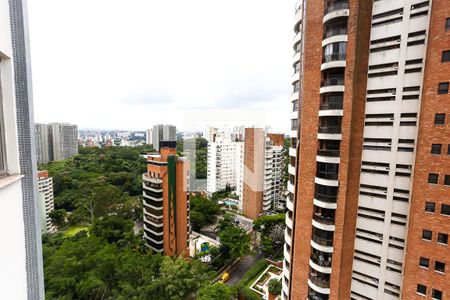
91;215;133;244
197;282;231;300
219;226;251;259
49;209;67;228
268;279;282;296
218;213;235;232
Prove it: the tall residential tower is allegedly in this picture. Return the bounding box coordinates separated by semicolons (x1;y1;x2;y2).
284;1;449;300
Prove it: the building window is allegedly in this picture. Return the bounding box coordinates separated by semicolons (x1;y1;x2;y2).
445;175;450;186
441;204;450;216
417;284;427;295
443;50;450;62
447;18;450;30
434;113;446;125
428;173;438;184
448;145;450;155
425;201;435;212
431;144;442;154
437;233;448;245
435;261;445;273
422;229;432;241
419;257;429;268
432;289;443;300
438;82;449;94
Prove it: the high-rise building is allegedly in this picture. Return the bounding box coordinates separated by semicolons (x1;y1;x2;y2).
142;147;190;256
206;133;244;199
146;128;153;145
152;124;176;151
35;123;49;164
0;0;45;298
48;123;78;161
283;1;449;300
242;128;284;219
37;170;55;234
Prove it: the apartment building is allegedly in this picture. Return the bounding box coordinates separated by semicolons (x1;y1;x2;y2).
152;124;176;151
0;0;45;297
206;133;244;199
48;123;78;161
146;128;153;145
37;170;55;234
35;123;49;164
242;128;284;219
283;1;449;300
142;147;190;256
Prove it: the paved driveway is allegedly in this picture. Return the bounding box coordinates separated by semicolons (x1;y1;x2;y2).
226;250;264;286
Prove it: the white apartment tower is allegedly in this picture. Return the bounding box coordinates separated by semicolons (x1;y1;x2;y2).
0;0;45;297
37;171;55;234
207;134;244;198
48;123;78;161
152;124;176;151
35;123;49;164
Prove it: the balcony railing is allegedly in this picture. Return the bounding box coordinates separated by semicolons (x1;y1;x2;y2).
320;101;343;110
314;192;337;203
317;149;340;157
316;170;338;180
324;1;349;15
318;126;341;134
313;213;335;225
322;53;346;63
321;78;344;87
323;27;348;39
311;253;332;268
312;234;334;247
309;273;331;288
309;291;330;300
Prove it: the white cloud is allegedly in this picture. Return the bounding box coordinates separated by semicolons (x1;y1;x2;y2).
28;0;295;133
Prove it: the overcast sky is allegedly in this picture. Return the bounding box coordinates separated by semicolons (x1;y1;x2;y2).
27;0;295;133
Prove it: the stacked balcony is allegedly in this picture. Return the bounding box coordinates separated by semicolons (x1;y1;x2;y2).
307;1;348;298
143;174;164;252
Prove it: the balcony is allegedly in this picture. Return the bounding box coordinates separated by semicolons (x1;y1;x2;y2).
317;149;340;157
323;27;348;40
314;191;337;203
318;126;341;134
324;1;349;15
321;78;344;87
309;272;330;289
311;234;333;247
313;212;335;226
316;170;338;181
322;53;346;64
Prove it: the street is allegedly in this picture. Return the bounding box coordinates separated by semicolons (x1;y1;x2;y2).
225;250;264;286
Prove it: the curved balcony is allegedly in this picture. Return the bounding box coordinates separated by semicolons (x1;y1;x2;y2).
313;212;335;226
284;244;291;262
311;234;333;248
286;212;293;228
322;53;346;64
289;147;297;157
316;169;338;181
318;125;341;134
323;27;347;40
309;288;330;300
310;259;332;274
143;223;163;236
288;181;295;193
321;54;346;71
285;228;292;246
286;196;294;212
317;149;340;157
312;219;336;232
321;78;344;87
323;1;349;24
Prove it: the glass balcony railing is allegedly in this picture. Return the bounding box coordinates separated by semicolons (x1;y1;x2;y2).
313;213;335;225
323;27;348;39
317;149;340;157
321;78;345;87
318;125;341;134
316;170;338;180
314;192;337;203
320;101;343;110
324;1;349;15
309;273;331;288
322;53;346;63
312;234;333;247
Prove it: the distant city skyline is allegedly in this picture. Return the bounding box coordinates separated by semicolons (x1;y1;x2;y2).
27;0;295;134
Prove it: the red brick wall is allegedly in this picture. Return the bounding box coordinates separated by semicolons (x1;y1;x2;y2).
402;1;450;297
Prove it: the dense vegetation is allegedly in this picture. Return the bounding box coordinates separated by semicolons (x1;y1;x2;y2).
189;196;221;232
253;214;286;256
43;216;212;299
40;146;147;226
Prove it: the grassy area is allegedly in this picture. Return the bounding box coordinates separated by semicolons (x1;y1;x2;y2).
64;225;90;237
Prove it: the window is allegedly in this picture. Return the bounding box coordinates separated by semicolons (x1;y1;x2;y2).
428;173;438;184
435;261;445;273
447;18;450;30
438;82;449;94
0;70;6;177
425;202;435;212
422;229;432;241
437;233;448;245
434;114;445;125
417;284;427;295
443;50;450;62
419;257;429;268
431;144;442;154
445;175;450;186
432;289;442;300
441;204;450;216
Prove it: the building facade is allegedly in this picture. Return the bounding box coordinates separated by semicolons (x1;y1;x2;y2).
242;128;285;219
0;0;45;298
206;134;244;198
35;123;49;164
152;124;176;151
48;123;78;161
146;128;153;145
37;170;55;234
283;1;449;300
142;148;190;256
